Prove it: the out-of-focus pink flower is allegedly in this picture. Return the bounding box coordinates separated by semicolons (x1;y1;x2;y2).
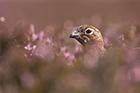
28;24;39;41
60;46;76;65
64;51;75;61
104;37;112;49
46;38;54;46
128;66;140;83
0;17;6;22
38;31;44;41
24;43;37;56
32;38;56;61
24;43;36;51
32;34;38;41
24;24;57;61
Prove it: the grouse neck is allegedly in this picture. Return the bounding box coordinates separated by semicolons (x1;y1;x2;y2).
84;41;106;55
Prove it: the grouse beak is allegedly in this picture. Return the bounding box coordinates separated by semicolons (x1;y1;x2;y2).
69;30;80;38
69;31;86;46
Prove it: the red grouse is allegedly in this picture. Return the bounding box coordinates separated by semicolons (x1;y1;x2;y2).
70;25;105;54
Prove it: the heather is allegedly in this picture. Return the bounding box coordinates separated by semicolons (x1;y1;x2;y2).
0;1;140;93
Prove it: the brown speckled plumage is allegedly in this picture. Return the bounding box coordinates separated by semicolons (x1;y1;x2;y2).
70;25;106;55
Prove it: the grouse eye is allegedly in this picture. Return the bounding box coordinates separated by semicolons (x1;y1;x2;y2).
85;29;94;35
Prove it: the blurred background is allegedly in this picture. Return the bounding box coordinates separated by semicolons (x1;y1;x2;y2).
0;0;140;93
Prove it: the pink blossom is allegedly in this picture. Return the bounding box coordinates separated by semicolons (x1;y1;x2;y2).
32;34;38;41
38;31;44;41
24;43;33;51
32;38;56;61
60;46;76;65
128;66;140;83
0;17;6;22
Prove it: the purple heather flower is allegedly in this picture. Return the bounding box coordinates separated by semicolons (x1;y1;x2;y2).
0;17;6;22
128;66;140;83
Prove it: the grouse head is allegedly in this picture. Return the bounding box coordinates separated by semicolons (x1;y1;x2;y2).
70;25;105;49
